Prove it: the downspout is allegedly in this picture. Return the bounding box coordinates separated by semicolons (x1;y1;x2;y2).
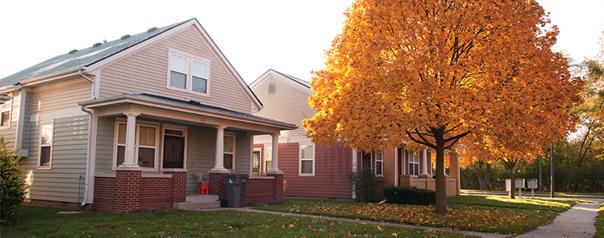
79;68;96;206
79;69;96;100
80;106;93;206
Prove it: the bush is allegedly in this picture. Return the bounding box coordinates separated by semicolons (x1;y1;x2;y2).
1;137;26;226
383;186;436;205
348;166;377;202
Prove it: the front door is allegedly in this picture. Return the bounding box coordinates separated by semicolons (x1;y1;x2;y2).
163;135;184;168
252;151;261;176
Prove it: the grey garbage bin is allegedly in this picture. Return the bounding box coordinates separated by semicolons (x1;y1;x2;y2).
222;174;249;207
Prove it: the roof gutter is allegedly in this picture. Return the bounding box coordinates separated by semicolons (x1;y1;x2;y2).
0;67;83;93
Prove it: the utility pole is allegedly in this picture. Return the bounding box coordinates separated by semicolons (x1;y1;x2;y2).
550;145;554;198
538;155;543;192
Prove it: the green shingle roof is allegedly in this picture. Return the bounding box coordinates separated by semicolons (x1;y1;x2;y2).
0;19;190;88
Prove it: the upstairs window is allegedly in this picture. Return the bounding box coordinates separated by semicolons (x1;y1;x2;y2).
0;100;10;128
168;51;210;95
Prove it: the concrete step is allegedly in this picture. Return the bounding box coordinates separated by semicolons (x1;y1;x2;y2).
174;201;221;210
186;194;219;203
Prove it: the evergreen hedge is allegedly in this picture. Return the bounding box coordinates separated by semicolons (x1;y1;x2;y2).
383;186;435;205
1;137;26;226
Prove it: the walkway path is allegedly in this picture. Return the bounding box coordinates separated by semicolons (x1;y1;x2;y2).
516;202;601;238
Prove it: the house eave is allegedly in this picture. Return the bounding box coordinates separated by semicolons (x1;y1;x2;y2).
0;67;84;93
79;94;297;131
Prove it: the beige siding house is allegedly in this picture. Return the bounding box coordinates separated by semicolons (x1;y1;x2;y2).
0;19;295;212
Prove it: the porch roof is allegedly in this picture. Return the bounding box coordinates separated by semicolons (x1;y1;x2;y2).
79;93;297;131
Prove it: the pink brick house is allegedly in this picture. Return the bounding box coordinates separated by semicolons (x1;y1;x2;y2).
0;19;295;213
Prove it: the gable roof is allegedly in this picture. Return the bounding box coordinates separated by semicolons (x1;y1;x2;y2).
0;18;263;109
250;69;311;92
0;20;188;88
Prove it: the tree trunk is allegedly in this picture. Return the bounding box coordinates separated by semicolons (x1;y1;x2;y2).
434;133;447;214
485;163;492;190
508;161;515;199
469;165;487;190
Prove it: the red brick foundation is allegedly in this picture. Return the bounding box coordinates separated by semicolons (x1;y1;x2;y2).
246;173;283;204
93;171;187;213
209;172;283;205
209;172;229;200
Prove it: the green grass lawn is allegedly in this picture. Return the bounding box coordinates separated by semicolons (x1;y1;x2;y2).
1;205;473;238
596;206;604;238
256;195;576;235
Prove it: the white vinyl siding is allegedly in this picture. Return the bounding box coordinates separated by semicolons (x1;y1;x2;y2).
99;26;253;114
24;116;89;203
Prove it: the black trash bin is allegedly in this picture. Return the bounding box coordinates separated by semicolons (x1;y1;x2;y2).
222;174;249;207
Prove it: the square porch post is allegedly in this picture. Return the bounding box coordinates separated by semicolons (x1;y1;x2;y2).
120;112;140;167
209;125;229;200
419;148;430;178
266;133;283;203
267;133;282;174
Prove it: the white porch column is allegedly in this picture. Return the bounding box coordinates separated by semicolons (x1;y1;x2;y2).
267;133;283;174
212;125;228;171
120;112;140;167
420;148;430;177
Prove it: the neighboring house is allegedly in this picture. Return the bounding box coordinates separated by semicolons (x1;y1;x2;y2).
0;19;295;213
249;69;461;200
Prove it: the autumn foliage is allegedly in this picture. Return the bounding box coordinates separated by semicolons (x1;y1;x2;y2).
304;0;582;213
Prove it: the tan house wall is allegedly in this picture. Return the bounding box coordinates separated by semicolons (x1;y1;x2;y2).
251;74;314;140
98;26;253;114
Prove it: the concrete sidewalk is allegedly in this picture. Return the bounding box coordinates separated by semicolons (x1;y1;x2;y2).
515;202;601;238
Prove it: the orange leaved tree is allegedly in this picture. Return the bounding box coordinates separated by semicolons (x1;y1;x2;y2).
303;0;582;213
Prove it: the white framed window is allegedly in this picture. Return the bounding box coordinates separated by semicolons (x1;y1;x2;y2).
167;49;210;95
409;151;419;176
375;151;384;176
224;133;236;170
264;144;272;173
38;124;53;169
161;125;188;169
0;100;10;128
299;143;315;176
113;120;160;171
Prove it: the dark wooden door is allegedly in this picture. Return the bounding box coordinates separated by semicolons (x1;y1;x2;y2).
163;135;184;168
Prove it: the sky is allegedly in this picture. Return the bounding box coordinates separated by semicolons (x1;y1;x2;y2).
0;0;603;84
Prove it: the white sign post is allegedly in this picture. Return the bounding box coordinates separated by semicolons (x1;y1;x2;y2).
527;179;538;198
515;179;525;198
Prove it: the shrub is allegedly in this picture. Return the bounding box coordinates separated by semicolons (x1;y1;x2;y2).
383;186;436;205
1;137;26;226
348;166;377;202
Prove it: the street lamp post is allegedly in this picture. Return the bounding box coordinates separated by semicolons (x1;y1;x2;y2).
550;145;554;198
